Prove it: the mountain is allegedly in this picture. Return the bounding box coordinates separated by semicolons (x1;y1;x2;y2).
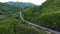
0;2;35;22
0;3;21;15
40;0;60;13
5;1;36;9
0;12;48;34
0;2;48;34
0;0;60;34
0;2;21;22
22;0;60;32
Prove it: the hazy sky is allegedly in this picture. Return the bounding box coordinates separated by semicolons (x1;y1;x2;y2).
0;0;46;5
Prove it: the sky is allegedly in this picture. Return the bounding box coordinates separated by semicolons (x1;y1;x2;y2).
0;0;46;5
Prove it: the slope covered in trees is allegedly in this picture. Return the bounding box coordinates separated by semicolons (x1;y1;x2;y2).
0;2;49;34
22;0;60;32
0;13;48;34
0;3;21;16
0;2;21;22
0;2;35;22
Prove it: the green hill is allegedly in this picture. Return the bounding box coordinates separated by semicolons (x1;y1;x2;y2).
0;3;21;16
22;0;60;31
0;13;48;34
0;2;21;22
0;2;48;34
40;0;60;13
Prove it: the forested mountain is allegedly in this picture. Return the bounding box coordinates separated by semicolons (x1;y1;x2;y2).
0;3;21;22
0;3;21;15
0;2;35;21
0;12;48;34
0;0;60;34
22;0;60;32
5;1;35;9
40;0;60;13
0;2;48;34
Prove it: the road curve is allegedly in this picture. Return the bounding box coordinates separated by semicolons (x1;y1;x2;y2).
20;12;60;34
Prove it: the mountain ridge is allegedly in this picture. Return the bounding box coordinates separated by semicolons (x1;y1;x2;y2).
5;1;36;9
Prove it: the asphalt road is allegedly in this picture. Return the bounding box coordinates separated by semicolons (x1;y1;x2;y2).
20;12;60;34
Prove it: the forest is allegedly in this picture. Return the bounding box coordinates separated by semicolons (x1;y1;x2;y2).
0;0;60;34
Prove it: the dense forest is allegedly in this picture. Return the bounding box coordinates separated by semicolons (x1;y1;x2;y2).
22;0;60;32
0;2;35;22
0;3;21;22
0;13;48;34
0;2;48;34
0;3;20;15
0;0;60;34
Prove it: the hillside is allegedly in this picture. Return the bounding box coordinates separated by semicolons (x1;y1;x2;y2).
22;0;60;32
0;2;21;22
0;3;21;15
0;2;35;22
0;13;48;34
40;0;60;13
0;2;49;34
0;0;60;34
5;1;35;9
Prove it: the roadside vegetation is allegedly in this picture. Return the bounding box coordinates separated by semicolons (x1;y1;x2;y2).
0;13;48;34
22;0;60;31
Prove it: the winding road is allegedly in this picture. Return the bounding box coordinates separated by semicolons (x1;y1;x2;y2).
20;12;60;34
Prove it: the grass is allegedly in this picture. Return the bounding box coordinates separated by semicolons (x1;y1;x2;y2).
0;15;5;18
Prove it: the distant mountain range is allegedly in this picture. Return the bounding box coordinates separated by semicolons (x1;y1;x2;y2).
5;1;36;9
0;1;36;22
